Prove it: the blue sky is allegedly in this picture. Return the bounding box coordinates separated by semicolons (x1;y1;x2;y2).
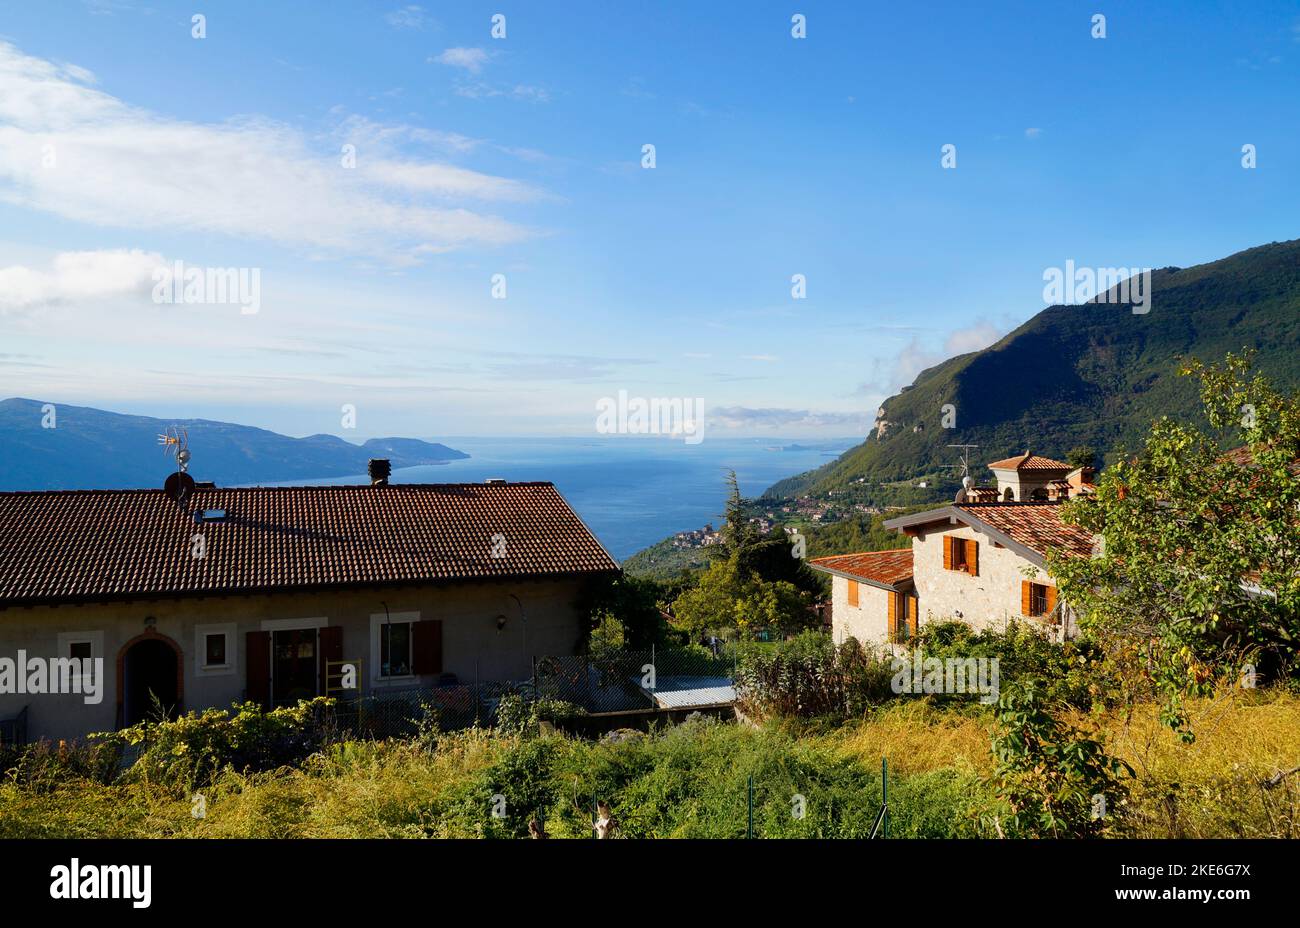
1;0;1298;440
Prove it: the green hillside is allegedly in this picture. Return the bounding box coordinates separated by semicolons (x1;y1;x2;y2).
768;238;1300;497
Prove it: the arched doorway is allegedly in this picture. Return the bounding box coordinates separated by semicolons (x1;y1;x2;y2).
118;634;182;727
1003;486;1015;502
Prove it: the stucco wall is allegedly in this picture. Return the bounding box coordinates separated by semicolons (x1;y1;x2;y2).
0;577;589;742
911;525;1054;631
829;576;891;647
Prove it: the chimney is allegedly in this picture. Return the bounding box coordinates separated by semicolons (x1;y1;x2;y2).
368;458;391;486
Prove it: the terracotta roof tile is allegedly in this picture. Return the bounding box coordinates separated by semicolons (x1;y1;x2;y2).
986;452;1071;472
955;502;1094;559
0;482;618;606
809;549;913;588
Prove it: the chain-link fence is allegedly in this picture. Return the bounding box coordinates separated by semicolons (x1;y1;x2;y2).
533;646;736;713
326;645;740;736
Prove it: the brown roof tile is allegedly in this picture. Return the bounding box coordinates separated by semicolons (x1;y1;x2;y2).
955;502;1094;559
0;482;618;606
809;549;913;588
986;452;1071;472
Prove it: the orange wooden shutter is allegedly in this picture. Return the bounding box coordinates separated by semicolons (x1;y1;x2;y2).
965;539;979;576
943;536;953;570
1021;580;1032;616
848;579;859;607
1045;585;1058;616
907;595;918;637
887;590;897;634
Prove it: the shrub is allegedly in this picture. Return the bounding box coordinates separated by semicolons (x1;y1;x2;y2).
987;681;1131;838
93;698;337;791
493;695;586;737
734;631;895;721
913;620;1100;709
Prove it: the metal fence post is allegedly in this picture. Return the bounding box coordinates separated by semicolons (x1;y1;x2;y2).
747;774;754;839
882;757;888;839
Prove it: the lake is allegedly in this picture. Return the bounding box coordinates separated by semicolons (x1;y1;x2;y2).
267;436;852;560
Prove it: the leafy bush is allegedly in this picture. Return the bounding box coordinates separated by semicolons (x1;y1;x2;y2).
735;631;896;720
493;695;586;737
913;620;1101;709
988;681;1131;838
93;698;337;791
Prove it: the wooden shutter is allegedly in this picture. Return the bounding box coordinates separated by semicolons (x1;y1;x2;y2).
318;625;343;694
907;594;919;637
1045;585;1058;617
246;631;271;707
943;536;953;570
1021;581;1033;617
847;579;859;607
887;590;897;636
412;619;443;676
965;539;979;577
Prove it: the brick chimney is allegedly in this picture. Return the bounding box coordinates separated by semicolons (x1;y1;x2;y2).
368;458;391;486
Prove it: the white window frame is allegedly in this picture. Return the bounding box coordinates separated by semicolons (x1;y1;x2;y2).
56;630;104;689
370;611;420;685
194;622;237;677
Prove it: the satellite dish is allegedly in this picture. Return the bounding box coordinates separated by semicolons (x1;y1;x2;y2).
164;471;196;505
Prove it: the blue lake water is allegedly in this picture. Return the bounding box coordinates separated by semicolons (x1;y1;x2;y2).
266;437;853;560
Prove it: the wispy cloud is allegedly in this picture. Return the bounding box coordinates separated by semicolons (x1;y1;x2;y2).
433;47;489;73
386;5;434;30
0;42;538;260
710;406;868;431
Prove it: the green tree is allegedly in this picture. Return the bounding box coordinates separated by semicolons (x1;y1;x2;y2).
1049;352;1300;739
672;557;811;640
1065;445;1097;471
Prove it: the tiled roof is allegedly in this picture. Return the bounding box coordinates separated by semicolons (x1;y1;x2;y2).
955;503;1095;560
987;452;1071;472
0;482;618;607
965;486;1001;502
808;549;913;588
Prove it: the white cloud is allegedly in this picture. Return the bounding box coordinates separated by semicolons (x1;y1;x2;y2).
1024;127;1042;139
433;47;489;73
0;42;538;260
942;320;1002;356
0;249;163;311
386;5;432;29
710;406;868;431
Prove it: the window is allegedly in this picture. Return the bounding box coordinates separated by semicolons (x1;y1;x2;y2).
194;623;236;676
1022;581;1058;618
204;633;227;667
68;641;92;663
847;579;859;607
944;536;979;576
888;593;917;643
380;621;413;677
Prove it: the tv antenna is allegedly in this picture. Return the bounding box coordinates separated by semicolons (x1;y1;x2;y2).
945;444;980;483
158;426;191;473
159;426;195;506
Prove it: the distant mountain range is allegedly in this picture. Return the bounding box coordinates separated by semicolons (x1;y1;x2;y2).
0;398;468;491
767;238;1300;499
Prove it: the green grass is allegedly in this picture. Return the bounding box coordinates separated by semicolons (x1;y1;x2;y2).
3;691;1298;838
